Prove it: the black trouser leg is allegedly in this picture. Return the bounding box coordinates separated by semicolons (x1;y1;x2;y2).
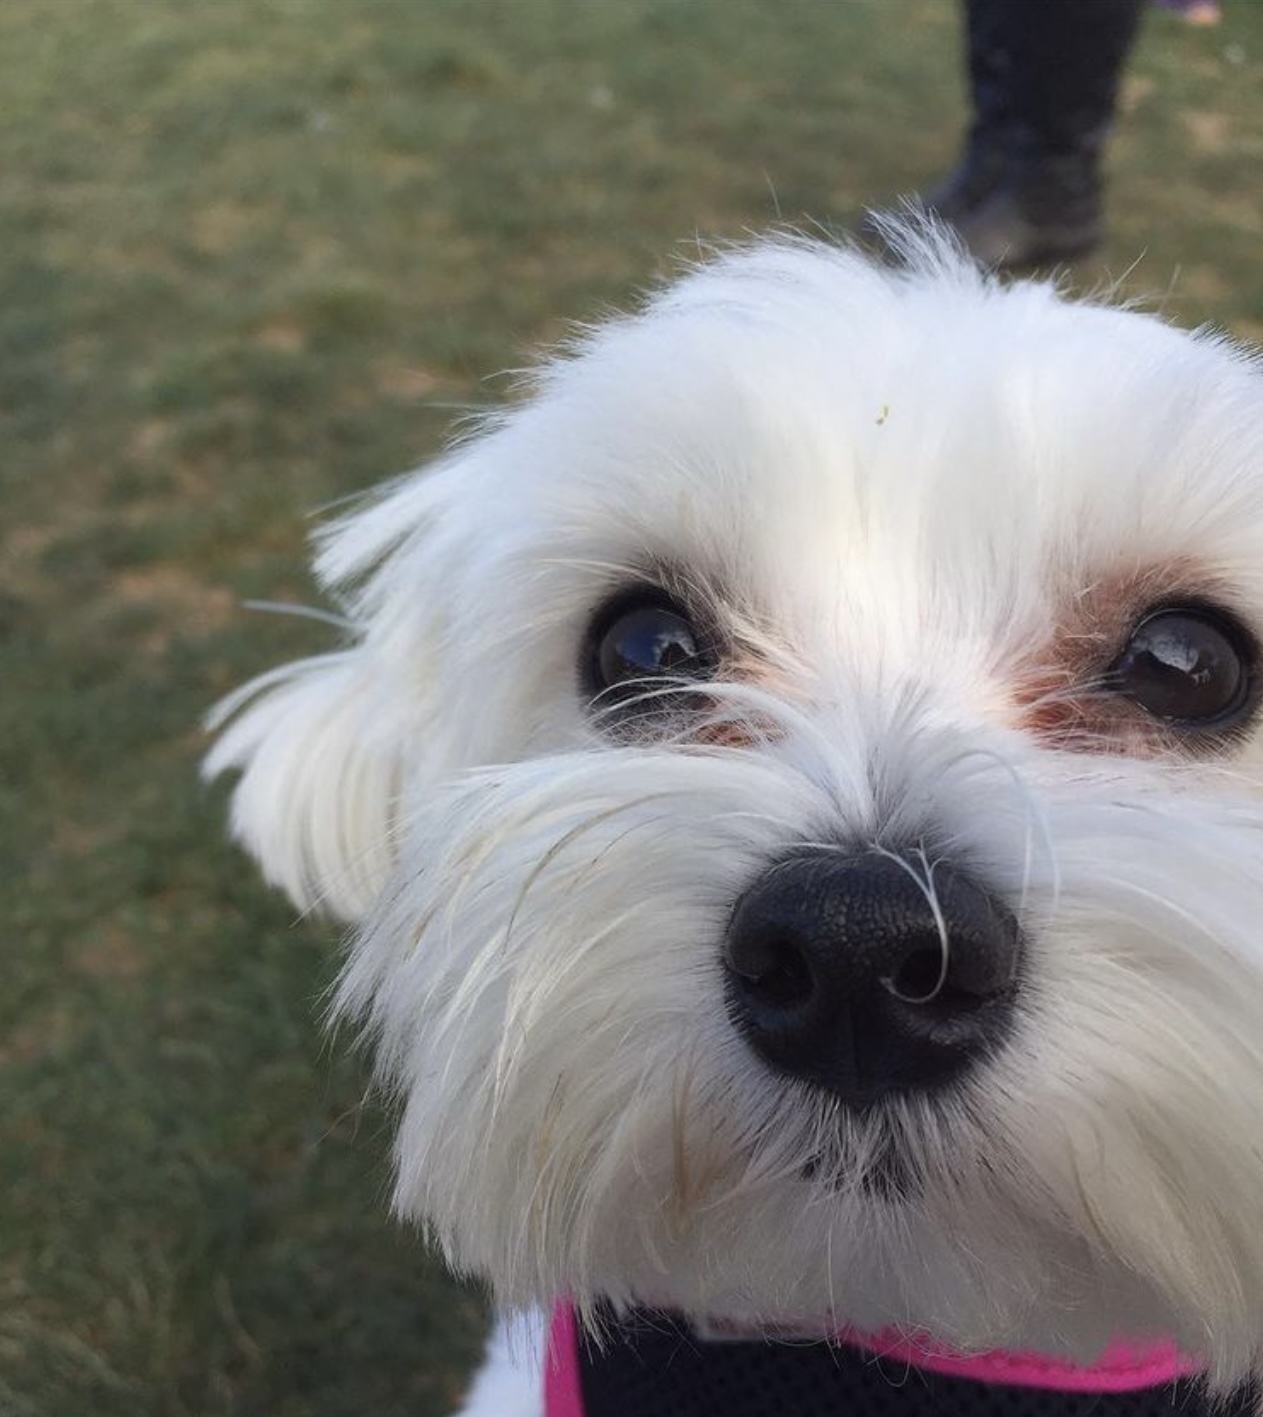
999;0;1148;161
963;0;1012;141
923;0;1012;218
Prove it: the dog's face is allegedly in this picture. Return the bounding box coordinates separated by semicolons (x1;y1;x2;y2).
208;230;1263;1378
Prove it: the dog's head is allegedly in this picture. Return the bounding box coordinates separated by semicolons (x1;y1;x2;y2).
207;227;1263;1379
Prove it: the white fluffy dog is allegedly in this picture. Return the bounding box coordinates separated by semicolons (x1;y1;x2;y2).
207;224;1263;1416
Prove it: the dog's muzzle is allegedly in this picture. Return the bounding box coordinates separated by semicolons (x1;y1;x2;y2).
723;849;1023;1107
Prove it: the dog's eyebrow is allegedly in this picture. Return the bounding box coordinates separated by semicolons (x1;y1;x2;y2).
640;555;729;614
580;554;736;648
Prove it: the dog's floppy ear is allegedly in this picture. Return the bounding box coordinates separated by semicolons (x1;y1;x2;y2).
204;647;404;920
204;465;462;921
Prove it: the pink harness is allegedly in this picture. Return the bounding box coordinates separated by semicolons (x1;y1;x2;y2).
543;1301;1198;1416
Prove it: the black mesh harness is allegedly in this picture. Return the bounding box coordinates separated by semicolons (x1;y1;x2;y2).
563;1309;1252;1417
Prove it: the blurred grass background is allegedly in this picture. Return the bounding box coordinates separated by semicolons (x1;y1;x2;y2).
1;2;1260;1413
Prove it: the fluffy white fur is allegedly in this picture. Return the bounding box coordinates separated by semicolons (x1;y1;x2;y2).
206;225;1263;1413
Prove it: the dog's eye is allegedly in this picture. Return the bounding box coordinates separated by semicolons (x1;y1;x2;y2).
584;590;714;717
1105;606;1254;727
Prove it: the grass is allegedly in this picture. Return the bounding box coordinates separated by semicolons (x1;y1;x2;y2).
2;1;1261;1412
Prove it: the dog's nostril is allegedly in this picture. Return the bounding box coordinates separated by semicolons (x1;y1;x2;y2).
726;930;814;1009
885;947;947;1004
723;850;1022;1107
884;946;998;1009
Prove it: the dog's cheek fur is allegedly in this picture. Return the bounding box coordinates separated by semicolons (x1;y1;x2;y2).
936;780;1263;1384
333;752;824;1301
1015;830;1263;1385
329;745;1263;1382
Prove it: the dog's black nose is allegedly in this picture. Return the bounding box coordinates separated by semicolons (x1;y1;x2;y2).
724;850;1022;1107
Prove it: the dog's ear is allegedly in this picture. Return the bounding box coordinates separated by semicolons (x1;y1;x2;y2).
204;647;404;920
204;465;463;921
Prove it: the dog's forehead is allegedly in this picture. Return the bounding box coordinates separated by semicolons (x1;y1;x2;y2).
496;245;1263;645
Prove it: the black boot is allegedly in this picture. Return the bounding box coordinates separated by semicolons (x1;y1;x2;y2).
921;0;1013;222
946;132;1106;269
866;0;1147;272
946;0;1146;269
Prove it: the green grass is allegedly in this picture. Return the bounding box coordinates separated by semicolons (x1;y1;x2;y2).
2;2;1261;1412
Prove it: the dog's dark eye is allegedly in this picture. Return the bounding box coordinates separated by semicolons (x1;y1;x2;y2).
584;590;715;719
1105;606;1254;727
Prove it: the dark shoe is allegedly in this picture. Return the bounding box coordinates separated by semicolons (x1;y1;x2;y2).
921;129;1012;222
949;186;1101;270
948;150;1103;270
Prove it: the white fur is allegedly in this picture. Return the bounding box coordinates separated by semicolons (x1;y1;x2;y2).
456;1312;546;1417
207;224;1263;1410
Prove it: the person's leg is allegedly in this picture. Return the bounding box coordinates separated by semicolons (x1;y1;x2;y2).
950;0;1147;267
1006;0;1147;158
922;0;1012;220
